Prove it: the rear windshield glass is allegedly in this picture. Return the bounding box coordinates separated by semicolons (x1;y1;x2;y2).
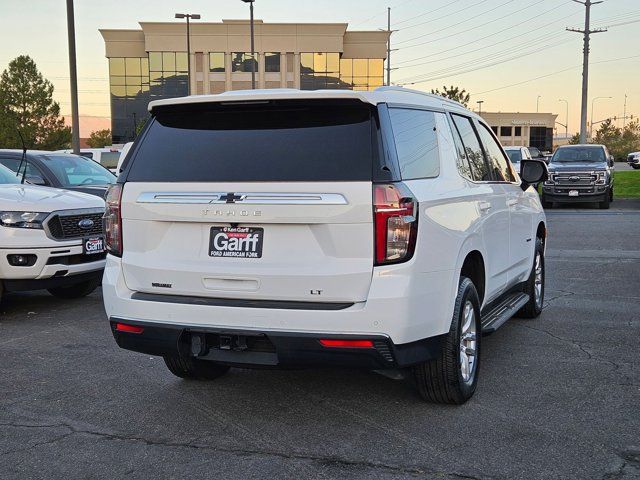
126;101;374;182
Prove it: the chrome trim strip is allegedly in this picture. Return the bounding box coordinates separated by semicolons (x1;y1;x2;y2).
136;192;348;205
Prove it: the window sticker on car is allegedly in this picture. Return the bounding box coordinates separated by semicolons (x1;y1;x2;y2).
209;227;263;258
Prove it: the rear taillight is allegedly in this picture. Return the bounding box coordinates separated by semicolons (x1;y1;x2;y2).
373;183;418;266
104;184;123;257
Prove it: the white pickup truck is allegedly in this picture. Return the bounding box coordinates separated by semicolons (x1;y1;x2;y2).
0;164;106;301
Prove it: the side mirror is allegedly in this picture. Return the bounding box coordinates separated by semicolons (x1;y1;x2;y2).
25;174;46;186
608;155;615;167
520;159;548;191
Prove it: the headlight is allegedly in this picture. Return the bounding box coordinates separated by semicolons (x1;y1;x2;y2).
544;174;555;185
0;211;48;229
595;171;606;185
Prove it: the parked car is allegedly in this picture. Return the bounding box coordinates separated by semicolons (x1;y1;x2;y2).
0;150;116;199
542;144;615;209
0;163;106;302
103;87;548;404
55;147;121;172
503;146;533;173
627;151;640;169
528;146;547;161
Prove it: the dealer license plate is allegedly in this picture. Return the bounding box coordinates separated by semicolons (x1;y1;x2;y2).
568;190;579;197
209;226;263;258
83;236;105;255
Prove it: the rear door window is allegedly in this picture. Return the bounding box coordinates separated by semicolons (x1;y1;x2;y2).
450;114;490;181
476;123;516;182
126;101;374;182
388;108;439;179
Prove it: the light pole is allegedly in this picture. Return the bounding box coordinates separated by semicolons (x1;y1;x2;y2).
241;0;256;89
590;96;612;139
476;100;484;114
558;99;569;139
66;0;80;154
175;13;201;95
536;95;542;113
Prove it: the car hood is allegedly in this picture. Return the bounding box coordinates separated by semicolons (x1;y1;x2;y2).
0;184;105;212
548;161;607;172
63;185;109;199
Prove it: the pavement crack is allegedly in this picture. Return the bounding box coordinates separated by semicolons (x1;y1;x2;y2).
0;421;486;478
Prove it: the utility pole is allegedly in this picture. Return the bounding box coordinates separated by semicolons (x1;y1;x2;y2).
567;0;607;144
536;95;542;113
66;0;80;154
623;94;627;129
476;100;484;114
386;7;391;86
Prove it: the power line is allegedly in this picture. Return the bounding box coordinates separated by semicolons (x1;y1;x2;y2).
398;1;574;50
395;0;517;43
397;0;492;30
471;53;640;95
396;37;574;85
393;0;461;27
395;0;543;47
395;9;578;66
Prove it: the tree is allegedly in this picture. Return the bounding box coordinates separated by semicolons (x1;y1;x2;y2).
0;55;71;150
87;129;112;148
430;85;471;107
592;119;640;160
568;133;581;145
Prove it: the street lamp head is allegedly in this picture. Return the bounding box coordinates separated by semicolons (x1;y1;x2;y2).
241;0;255;3
175;13;185;18
191;14;201;19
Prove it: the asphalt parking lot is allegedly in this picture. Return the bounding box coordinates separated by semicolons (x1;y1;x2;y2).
1;202;638;480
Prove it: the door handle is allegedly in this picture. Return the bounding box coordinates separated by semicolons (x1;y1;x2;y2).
479;201;492;212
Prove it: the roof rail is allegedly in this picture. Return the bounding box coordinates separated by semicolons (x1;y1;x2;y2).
374;85;466;108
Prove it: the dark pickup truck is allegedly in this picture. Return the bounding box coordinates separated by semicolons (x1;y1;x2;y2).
541;144;615;209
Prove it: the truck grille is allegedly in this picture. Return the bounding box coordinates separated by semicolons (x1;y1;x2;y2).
553;172;596;186
46;212;104;240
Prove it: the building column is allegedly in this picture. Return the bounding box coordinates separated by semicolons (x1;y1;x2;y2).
280;52;286;87
294;53;301;89
225;53;232;91
258;53;265;89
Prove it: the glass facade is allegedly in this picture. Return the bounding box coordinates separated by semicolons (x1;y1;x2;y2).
265;53;280;73
209;53;225;72
109;57;150;143
108;50;385;142
300;53;384;91
231;53;258;73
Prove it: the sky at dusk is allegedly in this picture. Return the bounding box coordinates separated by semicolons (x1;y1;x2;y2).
1;0;638;137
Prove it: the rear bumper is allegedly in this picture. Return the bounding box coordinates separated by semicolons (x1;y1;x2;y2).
109;318;445;369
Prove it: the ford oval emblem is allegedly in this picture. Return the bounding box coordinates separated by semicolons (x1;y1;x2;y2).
569;176;580;182
78;218;94;229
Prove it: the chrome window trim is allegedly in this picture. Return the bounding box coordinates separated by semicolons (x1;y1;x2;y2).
136;192;349;205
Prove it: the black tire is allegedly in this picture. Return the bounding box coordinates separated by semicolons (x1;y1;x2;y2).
164;356;230;380
517;237;545;319
412;277;481;404
47;276;100;299
599;193;610;210
609;187;614;202
632;165;640;170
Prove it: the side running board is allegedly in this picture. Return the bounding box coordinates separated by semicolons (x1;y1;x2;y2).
481;293;530;335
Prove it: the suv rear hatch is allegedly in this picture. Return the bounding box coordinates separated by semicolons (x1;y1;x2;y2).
119;99;378;304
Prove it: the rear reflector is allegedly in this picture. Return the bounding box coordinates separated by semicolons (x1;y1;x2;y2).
319;339;374;348
115;323;144;334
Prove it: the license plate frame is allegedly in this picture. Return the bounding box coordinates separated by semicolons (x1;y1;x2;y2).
209;226;264;259
83;236;105;255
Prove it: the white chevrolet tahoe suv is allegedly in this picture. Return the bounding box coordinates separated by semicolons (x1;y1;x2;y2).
0;164;106;301
103;87;548;404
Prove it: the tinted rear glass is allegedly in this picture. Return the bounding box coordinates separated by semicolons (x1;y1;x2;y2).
126;101;374;182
